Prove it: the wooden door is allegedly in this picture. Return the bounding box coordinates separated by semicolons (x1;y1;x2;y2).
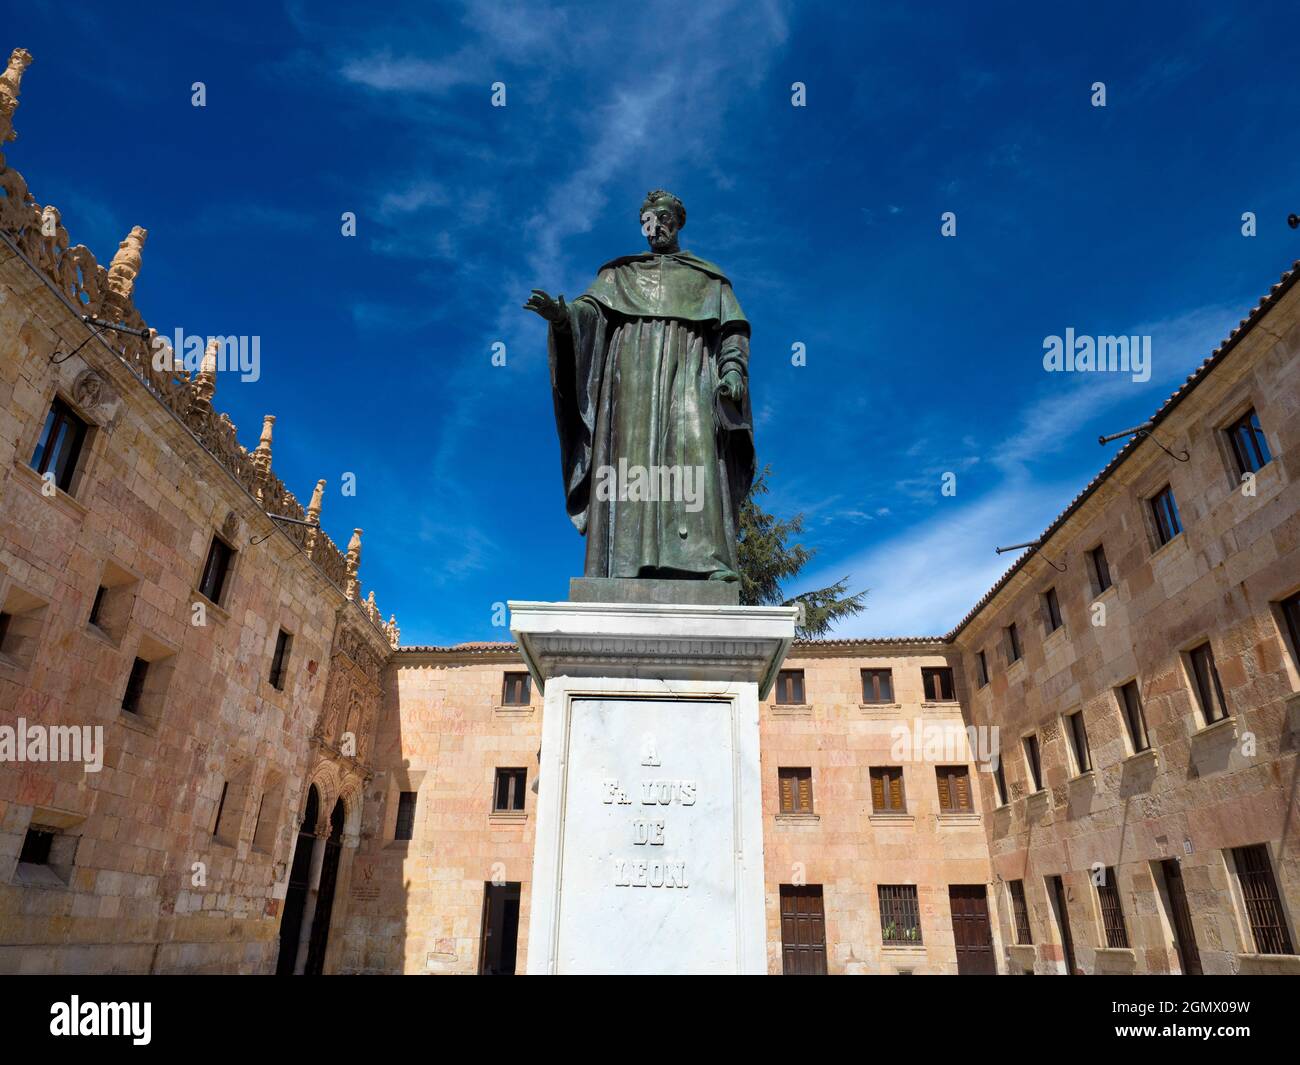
1049;875;1076;975
780;885;827;975
1161;860;1202;975
949;884;997;974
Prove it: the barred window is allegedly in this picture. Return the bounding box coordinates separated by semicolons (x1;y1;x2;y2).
1009;879;1032;944
1232;845;1294;955
1097;867;1130;949
878;885;922;945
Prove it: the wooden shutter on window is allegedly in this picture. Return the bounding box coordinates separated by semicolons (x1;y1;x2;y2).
937;769;953;811
954;768;971;811
797;773;812;813
780;772;795;813
871;770;886;811
888;769;903;811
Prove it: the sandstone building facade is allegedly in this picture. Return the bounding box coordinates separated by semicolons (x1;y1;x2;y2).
0;47;1296;975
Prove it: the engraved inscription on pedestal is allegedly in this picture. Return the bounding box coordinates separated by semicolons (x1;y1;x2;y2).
555;698;737;974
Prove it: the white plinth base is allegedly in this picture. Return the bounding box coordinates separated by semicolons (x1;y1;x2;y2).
509;600;796;976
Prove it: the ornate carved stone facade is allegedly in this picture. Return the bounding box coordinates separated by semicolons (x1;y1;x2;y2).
0;47;395;974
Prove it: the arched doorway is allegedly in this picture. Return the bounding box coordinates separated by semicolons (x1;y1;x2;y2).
276;785;319;975
303;797;345;975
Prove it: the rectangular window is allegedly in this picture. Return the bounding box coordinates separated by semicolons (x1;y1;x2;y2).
1150;484;1183;546
775;669;805;705
778;767;813;814
1009;879;1032;944
935;766;973;813
993;760;1009;806
870;766;906;813
501;671;531;705
1089;544;1112;595
30;397;89;494
1118;681;1150;753
975;649;989;688
1043;587;1063;633
121;657;149;713
1004;623;1022;664
213;781;229;837
1097;867;1130;948
1188;642;1229;724
1023;734;1043;792
860;668;893;703
87;586;107;627
269;628;292;690
19;827;54;866
878;885;923;945
0;611;11;653
394;791;417;840
1226;408;1271;476
1278;592;1300;669
198;535;234;605
1232;844;1295;955
494;767;527;812
1066;710;1091;774
921;666;955;702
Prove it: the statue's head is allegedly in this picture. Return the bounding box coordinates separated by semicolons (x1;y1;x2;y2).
640;189;685;252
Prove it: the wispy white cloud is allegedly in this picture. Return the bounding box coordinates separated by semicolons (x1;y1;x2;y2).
803;301;1243;637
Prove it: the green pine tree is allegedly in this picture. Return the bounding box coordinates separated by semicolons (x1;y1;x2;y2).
737;465;868;638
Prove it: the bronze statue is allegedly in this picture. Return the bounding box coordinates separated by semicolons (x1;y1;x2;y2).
525;190;754;582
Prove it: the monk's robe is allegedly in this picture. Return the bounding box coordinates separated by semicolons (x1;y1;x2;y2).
547;250;755;580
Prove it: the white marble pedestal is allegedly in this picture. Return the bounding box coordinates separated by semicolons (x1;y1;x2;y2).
509;600;796;975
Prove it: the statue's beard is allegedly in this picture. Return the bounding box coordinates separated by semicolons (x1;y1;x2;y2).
649;229;677;250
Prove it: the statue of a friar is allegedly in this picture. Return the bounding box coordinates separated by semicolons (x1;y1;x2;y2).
525;190;755;583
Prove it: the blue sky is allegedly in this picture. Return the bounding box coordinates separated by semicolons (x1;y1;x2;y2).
8;1;1300;644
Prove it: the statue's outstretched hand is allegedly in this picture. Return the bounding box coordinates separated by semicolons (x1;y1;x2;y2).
718;369;746;405
524;289;567;323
